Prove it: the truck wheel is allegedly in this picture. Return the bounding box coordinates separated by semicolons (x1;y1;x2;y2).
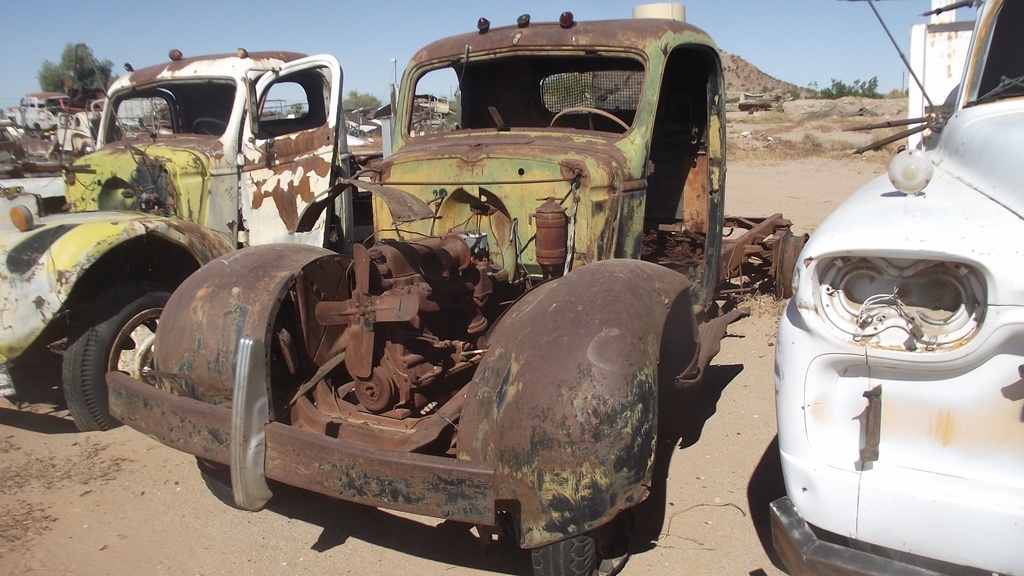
532;534;596;576
532;519;631;576
62;283;171;432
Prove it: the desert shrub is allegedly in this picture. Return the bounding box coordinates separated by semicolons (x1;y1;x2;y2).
819;77;882;99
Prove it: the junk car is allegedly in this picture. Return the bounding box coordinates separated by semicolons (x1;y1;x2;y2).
108;7;743;575
771;1;1024;574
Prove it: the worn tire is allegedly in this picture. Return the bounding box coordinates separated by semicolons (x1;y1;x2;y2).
532;534;597;576
62;283;170;432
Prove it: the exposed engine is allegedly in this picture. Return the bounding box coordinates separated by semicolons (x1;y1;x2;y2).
289;231;512;450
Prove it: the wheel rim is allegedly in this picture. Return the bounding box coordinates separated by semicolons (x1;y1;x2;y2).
107;308;161;386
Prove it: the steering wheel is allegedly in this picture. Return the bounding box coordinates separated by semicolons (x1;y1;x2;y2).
549;106;630;133
192;117;228;135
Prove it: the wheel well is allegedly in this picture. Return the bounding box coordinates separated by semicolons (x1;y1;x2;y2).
65;235;204;320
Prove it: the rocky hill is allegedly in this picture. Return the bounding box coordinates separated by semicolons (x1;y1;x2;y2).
722;53;811;99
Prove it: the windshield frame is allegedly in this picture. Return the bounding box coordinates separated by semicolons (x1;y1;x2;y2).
402;48;649;141
101;77;241;145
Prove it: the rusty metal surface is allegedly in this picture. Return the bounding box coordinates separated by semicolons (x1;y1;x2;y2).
108;371;497;526
153;244;336;404
108;371;232;464
345;178;436;224
266;421;495;526
718;213;804;297
123;52;308;86
459;258;698;548
411;18;715;65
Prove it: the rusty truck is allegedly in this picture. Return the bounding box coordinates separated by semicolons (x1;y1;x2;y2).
0;49;354;430
108;8;749;575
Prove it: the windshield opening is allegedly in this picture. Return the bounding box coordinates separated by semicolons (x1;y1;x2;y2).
969;0;1024;105
408;55;644;136
106;80;236;141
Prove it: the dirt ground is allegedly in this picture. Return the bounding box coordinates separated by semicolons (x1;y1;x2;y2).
0;106;896;576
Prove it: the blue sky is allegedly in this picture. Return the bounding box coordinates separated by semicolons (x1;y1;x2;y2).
1;0;975;110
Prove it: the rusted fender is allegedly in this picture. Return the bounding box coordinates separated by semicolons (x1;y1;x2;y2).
152;243;344;404
458;258;699;548
0;212;233;362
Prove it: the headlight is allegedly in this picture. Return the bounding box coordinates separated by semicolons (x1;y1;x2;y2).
817;257;985;351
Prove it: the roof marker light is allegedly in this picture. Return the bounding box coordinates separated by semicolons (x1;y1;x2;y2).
477;18;490;33
517;14;531;28
168;49;183;61
237;48;250;58
559;11;575;28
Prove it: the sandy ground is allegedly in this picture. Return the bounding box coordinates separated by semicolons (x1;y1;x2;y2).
0;110;892;576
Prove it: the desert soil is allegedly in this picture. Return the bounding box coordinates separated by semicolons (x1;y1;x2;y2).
0;104;899;576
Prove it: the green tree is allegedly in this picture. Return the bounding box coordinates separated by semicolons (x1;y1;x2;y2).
37;43;113;101
818;77;882;99
343;90;382;110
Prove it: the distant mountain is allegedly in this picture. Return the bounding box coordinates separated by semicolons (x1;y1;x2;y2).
721;52;811;99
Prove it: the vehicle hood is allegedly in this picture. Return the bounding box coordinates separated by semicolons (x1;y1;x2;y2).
805;158;1024;306
932;98;1024;221
384;133;634;197
378;133;637;277
66;141;214;221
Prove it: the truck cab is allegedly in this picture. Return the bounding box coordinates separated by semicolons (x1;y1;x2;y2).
0;49;351;431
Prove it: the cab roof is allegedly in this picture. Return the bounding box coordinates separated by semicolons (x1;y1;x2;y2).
410;16;718;64
109;51;308;92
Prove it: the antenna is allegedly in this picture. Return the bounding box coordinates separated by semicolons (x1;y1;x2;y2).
864;0;937;112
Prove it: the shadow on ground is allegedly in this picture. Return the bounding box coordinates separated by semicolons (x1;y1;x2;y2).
747;435;788;573
0;353;77;434
632;361;745;551
265;484;532;575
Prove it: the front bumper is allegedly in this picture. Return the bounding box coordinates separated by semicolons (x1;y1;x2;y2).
107;371;497;526
769;496;946;576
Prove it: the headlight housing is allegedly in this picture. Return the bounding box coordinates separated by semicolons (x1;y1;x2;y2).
817;257;985;352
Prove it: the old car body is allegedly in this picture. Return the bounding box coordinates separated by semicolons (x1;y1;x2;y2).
53;107;100;155
0;49;351;430
107;8;737;575
5;92;71;131
771;1;1024;574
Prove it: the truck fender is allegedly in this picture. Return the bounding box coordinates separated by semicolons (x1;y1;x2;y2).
151;243;344;405
458;259;700;548
0;214;234;361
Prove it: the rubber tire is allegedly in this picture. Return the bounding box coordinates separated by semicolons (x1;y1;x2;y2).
532;534;597;576
62;283;171;432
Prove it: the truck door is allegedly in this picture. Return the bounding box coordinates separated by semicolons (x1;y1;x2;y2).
239;55;347;247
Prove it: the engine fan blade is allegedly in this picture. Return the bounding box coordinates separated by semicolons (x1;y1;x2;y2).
314;293;419;325
344;243;376;380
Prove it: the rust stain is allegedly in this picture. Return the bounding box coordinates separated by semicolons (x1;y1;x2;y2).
932;409;956;446
411;18;715;64
126;52;308;84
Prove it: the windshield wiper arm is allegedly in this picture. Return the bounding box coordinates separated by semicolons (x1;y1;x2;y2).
977;75;1024;103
